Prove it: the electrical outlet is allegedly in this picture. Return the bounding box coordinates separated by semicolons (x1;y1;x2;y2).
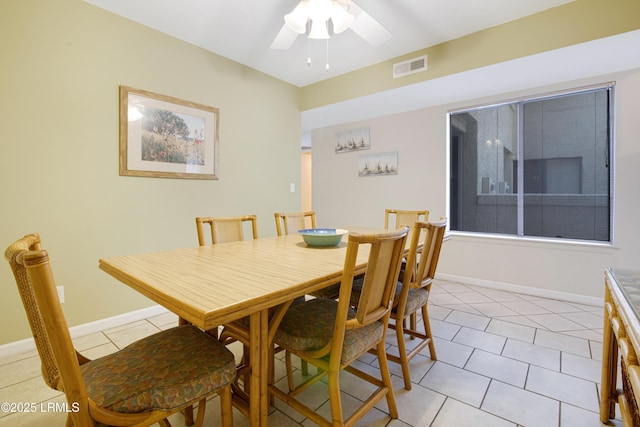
57;285;64;304
290;183;296;193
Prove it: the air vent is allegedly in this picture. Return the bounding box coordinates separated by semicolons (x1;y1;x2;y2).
393;55;428;78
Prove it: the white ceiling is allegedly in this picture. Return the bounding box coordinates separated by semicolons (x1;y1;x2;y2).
82;0;639;136
83;0;575;87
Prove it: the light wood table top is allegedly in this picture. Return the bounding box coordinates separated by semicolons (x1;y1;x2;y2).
98;232;373;426
99;233;371;329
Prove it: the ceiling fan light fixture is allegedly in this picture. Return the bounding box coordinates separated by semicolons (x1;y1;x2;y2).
284;0;354;39
284;1;309;34
330;2;354;34
308;19;330;39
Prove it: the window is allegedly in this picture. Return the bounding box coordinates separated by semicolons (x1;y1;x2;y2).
449;85;613;243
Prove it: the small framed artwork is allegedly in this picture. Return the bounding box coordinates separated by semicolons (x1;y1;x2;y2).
358;151;398;177
119;86;219;179
335;127;370;153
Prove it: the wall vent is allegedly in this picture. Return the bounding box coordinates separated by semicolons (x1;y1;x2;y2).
393;55;428;78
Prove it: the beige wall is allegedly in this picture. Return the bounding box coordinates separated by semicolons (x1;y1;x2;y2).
311;69;640;301
0;0;302;344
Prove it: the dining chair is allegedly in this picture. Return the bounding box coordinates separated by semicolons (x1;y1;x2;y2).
5;233;236;427
274;211;316;236
269;227;409;427
196;215;258;245
384;209;428;229
195;215;259;401
388;219;447;390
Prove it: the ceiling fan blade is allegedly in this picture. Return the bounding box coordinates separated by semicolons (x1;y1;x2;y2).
270;23;300;49
345;0;391;47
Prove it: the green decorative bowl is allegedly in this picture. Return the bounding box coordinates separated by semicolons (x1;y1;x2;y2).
298;228;349;247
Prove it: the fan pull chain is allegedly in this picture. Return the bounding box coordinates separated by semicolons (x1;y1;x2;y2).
307;20;312;66
325;38;330;71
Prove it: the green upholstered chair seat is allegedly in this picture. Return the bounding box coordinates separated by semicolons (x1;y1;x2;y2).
81;325;236;413
274;298;384;364
394;288;428;317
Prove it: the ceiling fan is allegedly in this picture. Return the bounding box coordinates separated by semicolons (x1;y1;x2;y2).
270;0;392;50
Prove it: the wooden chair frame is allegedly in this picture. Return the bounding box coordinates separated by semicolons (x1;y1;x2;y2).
269;227;409;427
384;209;428;229
196;215;258;245
4;233;234;427
389;219;447;390
274;211;316;236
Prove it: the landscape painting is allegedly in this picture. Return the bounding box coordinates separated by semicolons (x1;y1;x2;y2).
119;86;219;180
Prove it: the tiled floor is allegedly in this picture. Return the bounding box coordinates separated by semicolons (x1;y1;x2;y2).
0;279;619;426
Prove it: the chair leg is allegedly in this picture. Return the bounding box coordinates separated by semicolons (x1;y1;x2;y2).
219;386;234;427
327;368;344;426
183;405;194;425
422;305;437;360
410;311;417;335
194;398;206;427
376;341;398;419
395;317;413;390
285;351;296;392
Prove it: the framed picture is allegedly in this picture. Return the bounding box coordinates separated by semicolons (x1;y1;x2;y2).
119;86;219;179
358;151;398;177
335;127;370;153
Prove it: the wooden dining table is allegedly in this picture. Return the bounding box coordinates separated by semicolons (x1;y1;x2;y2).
98;231;376;427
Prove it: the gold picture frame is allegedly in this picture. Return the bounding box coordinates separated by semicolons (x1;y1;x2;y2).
119;86;219;179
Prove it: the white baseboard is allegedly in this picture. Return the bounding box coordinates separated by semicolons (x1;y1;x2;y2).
436;273;604;307
0;305;169;358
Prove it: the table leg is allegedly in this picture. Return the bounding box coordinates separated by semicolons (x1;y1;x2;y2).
249;309;269;426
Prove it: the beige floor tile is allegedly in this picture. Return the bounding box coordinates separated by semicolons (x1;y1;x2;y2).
526;313;586;332
103;320;161;349
476;289;527;303
482;380;559;427
420;362;490;407
470;302;519;317
0;355;41;387
502;338;560;371
392;381;445;426
453;327;506;354
486;318;536;342
432;337;473;368
503;300;552;315
432;398;516;427
430;318;462;340
559;311;605;329
72;331;110;352
559;403;603;427
561;352;601;383
526;365;599;411
531;299;585;313
534;329;592;357
445;310;491;330
465;350;528;387
452;291;495;304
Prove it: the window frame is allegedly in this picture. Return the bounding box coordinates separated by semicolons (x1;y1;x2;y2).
446;82;615;246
